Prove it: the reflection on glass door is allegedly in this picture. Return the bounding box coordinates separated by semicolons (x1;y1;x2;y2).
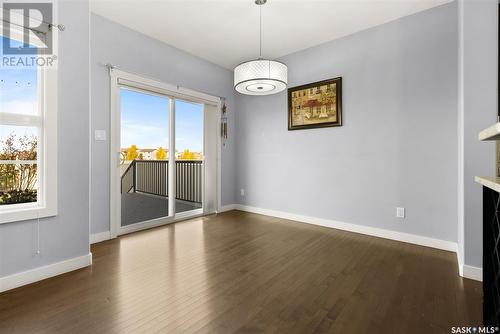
175;99;204;214
120;88;170;226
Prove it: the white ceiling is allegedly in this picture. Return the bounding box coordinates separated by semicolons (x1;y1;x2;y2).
91;0;452;70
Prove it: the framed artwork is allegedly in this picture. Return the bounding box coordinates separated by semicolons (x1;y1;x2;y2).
288;77;342;130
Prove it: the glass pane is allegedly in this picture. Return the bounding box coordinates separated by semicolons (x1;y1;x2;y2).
120;88;170;226
175;99;203;214
0;125;38;206
0;163;38;205
0;125;38;160
0;36;39;115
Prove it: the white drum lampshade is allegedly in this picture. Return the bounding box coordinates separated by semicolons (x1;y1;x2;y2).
234;59;288;96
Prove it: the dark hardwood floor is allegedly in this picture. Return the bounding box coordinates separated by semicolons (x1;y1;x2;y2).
0;210;482;334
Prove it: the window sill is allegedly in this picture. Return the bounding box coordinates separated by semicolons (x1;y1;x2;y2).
0;205;57;224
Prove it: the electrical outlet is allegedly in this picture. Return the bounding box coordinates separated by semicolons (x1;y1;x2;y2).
240;189;245;196
396;207;405;218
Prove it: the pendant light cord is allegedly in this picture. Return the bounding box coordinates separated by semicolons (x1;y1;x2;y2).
259;3;262;58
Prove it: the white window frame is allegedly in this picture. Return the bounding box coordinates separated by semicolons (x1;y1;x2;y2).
0;11;57;224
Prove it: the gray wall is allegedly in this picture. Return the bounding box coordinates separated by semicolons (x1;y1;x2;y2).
461;0;497;268
235;2;459;243
0;1;90;276
90;14;236;234
1;0;491;281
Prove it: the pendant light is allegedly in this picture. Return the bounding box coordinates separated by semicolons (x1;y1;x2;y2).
234;0;288;96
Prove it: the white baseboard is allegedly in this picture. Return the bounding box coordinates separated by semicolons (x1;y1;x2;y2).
455;251;482;281
91;231;111;244
0;253;92;293
234;204;458;252
218;204;236;213
462;265;482;282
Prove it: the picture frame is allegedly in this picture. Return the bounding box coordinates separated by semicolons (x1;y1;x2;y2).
288;77;342;130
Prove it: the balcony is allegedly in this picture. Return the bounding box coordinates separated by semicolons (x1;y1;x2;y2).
121;160;202;226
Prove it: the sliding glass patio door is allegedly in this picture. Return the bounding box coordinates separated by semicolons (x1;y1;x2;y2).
110;69;220;236
112;74;216;235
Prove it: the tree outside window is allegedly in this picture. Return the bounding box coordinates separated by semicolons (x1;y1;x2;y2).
0;133;38;205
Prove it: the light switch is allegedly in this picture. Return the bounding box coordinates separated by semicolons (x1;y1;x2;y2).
95;130;106;141
396;207;405;218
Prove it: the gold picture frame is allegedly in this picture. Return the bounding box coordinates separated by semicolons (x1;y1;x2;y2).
288;77;342;130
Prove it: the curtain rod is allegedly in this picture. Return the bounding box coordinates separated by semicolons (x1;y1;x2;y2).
0;8;65;32
104;63;227;102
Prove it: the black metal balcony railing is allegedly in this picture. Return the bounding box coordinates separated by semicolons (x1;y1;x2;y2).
175;161;203;204
121;160;203;204
121;162;135;194
136;160;169;197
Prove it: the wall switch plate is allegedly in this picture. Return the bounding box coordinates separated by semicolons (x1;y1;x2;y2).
240;189;245;196
95;130;107;141
396;207;405;218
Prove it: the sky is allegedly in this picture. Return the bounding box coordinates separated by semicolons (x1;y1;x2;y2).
120;88;204;153
0;36;39;148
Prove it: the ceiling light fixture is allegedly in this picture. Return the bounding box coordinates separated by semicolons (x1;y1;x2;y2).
234;0;288;96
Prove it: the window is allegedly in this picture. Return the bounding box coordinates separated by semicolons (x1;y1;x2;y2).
0;24;57;223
